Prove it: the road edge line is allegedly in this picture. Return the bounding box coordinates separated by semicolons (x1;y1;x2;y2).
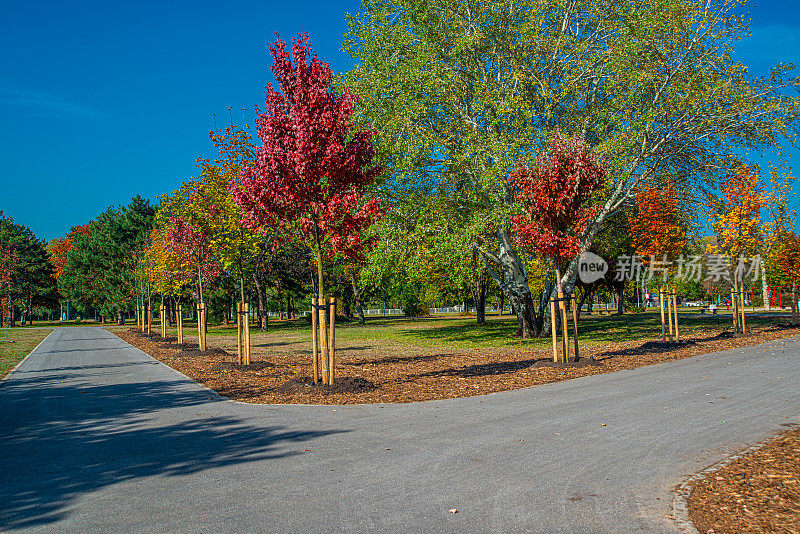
0;329;56;383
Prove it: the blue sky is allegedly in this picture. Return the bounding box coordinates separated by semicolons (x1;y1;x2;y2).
1;0;799;240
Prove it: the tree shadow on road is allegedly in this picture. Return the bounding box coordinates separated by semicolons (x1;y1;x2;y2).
0;371;348;530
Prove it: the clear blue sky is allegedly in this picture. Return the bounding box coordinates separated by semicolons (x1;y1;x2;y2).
1;0;798;241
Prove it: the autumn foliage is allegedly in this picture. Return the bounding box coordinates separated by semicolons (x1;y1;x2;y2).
166;215;221;302
145;225;194;297
511;132;605;263
49;224;91;281
707;166;765;259
775;231;800;322
232;34;382;273
628;184;687;262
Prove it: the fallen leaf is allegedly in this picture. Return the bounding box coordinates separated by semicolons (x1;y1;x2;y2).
448;509;458;514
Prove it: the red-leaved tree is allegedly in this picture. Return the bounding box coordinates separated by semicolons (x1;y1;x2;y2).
232;33;382;296
511;132;605;300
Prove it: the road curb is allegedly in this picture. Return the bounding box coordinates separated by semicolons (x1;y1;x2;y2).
672;437;780;533
0;329;55;383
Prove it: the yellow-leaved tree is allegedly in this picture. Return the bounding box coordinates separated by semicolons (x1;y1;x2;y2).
707;165;765;332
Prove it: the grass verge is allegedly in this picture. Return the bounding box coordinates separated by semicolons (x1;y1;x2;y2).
0;328;53;379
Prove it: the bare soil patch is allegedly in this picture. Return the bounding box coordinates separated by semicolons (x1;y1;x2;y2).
113;322;800;405
688;426;800;533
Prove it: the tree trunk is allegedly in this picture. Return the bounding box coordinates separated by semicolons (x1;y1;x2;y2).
577;287;593;322
475;290;486;325
117;309;125;325
276;281;284;320
314;246;324;300
350;270;365;324
472;261;488;325
480;228;539;338
252;273;269;331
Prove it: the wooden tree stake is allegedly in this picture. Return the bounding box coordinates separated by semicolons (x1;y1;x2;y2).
198;302;207;352
659;289;666;342
146;303;151;335
667;287;674;341
311;296;319;384
319;292;328;385
177;304;183;344
558;291;569;363
197;303;202;349
550;299;558;363
237;302;243;365
571;295;579;362
328;297;336;385
244;302;251;366
672;292;679;342
740;289;746;333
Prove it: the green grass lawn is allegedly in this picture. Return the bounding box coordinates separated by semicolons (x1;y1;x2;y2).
0;328;53;379
146;308;790;358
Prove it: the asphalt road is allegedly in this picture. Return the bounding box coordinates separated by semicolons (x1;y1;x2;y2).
1;327;798;533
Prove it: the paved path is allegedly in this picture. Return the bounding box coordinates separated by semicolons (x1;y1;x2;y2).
1;327;798;533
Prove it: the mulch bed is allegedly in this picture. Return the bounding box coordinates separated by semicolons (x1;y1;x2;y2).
688;426;800;533
113;322;800;405
276;376;376;395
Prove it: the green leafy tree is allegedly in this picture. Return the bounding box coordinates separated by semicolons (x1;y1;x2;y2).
60;196;155;324
0;213;56;326
345;0;799;336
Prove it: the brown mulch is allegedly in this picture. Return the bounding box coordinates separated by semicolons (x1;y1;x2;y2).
114;322;800;405
276;376;376;395
688;426;800;533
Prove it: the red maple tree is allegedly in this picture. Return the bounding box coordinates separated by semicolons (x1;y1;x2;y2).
511;132;605;287
232;33;382;294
